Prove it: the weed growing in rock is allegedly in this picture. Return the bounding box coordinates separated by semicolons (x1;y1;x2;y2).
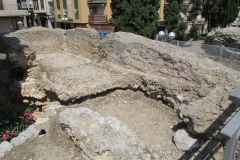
0;97;35;143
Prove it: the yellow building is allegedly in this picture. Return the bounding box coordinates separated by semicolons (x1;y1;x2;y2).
53;0;165;37
54;0;113;37
159;0;164;21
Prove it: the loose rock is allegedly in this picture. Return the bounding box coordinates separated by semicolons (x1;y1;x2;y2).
173;128;200;151
59;107;153;159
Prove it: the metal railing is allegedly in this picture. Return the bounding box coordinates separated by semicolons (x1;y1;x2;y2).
3;4;18;10
169;40;240;71
0;3;27;10
170;40;240;59
220;85;240;160
88;15;107;23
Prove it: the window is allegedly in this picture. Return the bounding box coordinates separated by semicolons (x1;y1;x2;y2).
56;0;60;8
63;0;67;7
75;6;79;19
75;12;79;19
48;2;54;13
64;8;67;15
89;8;96;14
57;8;61;18
40;0;44;10
74;0;78;7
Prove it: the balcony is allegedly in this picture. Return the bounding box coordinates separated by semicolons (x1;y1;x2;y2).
32;0;46;13
0;3;29;17
3;4;18;10
88;15;107;23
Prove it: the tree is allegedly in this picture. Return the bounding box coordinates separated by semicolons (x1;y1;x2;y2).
187;0;202;22
202;0;240;31
218;0;239;27
202;0;221;32
164;0;182;32
175;22;188;40
188;25;200;40
110;0;160;39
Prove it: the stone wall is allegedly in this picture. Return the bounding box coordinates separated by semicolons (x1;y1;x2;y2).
0;27;100;70
66;28;100;59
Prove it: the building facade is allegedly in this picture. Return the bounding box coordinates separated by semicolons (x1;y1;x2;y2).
0;0;29;33
27;0;55;28
0;0;57;33
53;0;113;37
54;0;166;38
179;0;207;34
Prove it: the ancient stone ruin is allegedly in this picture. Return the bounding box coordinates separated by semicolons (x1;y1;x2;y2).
204;27;240;49
0;27;240;159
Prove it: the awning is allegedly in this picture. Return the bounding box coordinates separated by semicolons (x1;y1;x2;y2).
88;3;105;7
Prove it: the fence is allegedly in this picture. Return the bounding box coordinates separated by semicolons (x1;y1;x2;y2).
220;85;240;160
170;40;240;71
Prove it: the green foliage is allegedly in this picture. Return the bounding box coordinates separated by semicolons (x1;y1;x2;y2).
110;0;160;39
164;1;181;32
187;0;202;22
0;97;35;143
218;0;240;27
187;25;200;40
188;11;199;22
202;0;240;31
175;21;188;40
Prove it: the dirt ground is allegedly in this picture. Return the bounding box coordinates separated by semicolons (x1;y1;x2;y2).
2;89;188;160
74;89;183;159
2;84;226;160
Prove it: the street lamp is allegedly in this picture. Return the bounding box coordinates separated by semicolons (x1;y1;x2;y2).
28;12;31;28
158;30;176;42
62;17;68;30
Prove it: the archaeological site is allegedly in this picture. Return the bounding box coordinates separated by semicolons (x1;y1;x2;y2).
0;27;240;159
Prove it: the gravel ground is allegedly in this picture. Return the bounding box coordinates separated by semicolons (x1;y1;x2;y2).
2;89;186;160
74;89;184;159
